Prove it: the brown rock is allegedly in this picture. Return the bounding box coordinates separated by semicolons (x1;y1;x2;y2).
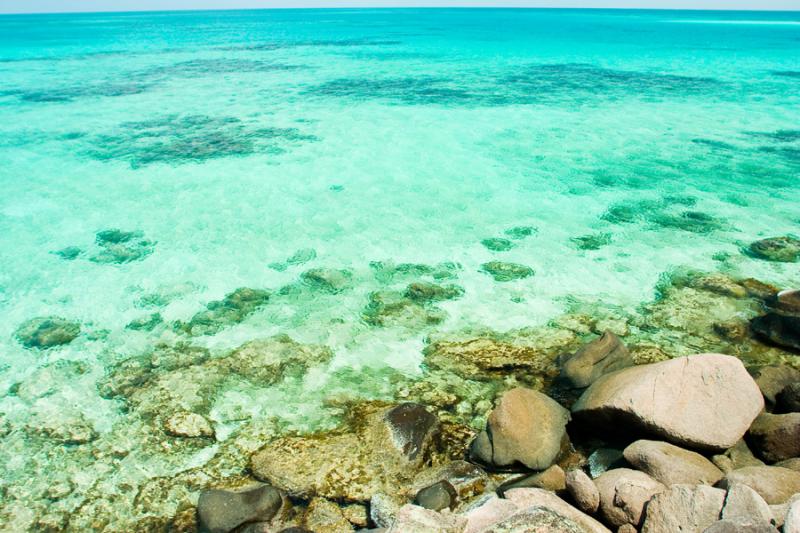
164;412;215;439
623;439;724;486
503;488;612;533
594;468;666;528
558;331;634;388
721;483;773;524
302;498;353;533
565;468;600;514
386;504;466;533
414;481;456;511
712;440;765;473
470;387;570;470
641;484;726;533
747;412;800;463
751;365;800;406
573;354;764;451
776;382;800;413
497;465;567;495
718;466;800;504
703;518;778;533
775;458;800;472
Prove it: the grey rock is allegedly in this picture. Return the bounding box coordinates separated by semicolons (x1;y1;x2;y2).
559;331;633;388
623;439;724;486
414;480;456;511
750;313;800;352
197;484;283;533
721;483;773;524
703;518;778;533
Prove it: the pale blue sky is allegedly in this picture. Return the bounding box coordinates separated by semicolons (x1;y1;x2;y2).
0;0;798;14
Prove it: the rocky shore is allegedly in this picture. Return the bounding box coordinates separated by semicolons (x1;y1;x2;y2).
2;262;799;532
186;289;800;533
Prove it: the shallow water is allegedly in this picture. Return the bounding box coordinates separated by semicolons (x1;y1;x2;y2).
0;7;799;529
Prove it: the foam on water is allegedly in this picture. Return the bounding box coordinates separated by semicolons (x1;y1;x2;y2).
0;7;799;529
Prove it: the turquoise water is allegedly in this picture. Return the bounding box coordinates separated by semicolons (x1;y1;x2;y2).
0;7;799;529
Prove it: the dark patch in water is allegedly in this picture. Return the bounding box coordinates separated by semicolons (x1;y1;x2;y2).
771;70;800;78
13;82;153;103
85;114;318;168
311;76;475;105
219;38;402;52
650;211;729;234
691;138;736;150
747;130;800;143
142;58;305;78
759;146;800;165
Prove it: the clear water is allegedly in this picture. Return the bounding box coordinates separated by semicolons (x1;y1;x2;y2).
0;7;799;528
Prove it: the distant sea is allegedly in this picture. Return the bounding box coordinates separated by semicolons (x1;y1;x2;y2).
0;8;798;530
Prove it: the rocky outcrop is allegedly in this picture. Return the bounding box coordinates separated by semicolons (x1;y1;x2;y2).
572;354;764;451
470;387;570;470
594;468;666;528
747;412;800;463
250;403;439;501
622;439;724;486
640;484;726;533
558;331;633;388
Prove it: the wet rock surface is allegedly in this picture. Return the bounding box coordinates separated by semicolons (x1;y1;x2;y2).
15;316;81;349
747;236;800;263
197;484;283;533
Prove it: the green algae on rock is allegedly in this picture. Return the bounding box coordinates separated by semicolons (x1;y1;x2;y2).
571;233;612;251
300;267;353;293
481;238;515;252
746;236;800;263
362;290;447;328
480;261;535;282
175;287;270;335
15;316;81;349
86;228;156;264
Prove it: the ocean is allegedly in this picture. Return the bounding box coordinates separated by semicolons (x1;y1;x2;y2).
0;7;798;530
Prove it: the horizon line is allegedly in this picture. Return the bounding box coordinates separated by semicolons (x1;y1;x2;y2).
2;5;799;16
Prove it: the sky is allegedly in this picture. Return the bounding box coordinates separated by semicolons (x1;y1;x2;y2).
0;0;798;13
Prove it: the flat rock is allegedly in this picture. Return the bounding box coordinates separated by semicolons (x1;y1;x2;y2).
641;484;726;533
386;504;466;533
594;468;666;527
463;494;520;533
572;354;764;451
497;465;566;495
623;439;724;486
470;387;570;470
718;466;800;504
565;468;600;514
503;487;612;533
747;412;800;462
414;480;456;511
558;331;633;389
197;484;283;533
251;403;439;501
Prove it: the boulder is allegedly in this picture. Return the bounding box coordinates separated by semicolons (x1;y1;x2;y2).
302;498;353;533
718;466;800;504
565;468;600;514
776;382;800;413
641;484;726;533
250;403;439;501
594;468;666;527
470;388;570;470
463;495;520;533
747;412;800;463
386;504;466;533
558;331;633;389
503;488;612;533
197;484;283;533
772;289;800;314
623;439;724;486
703;518;778;533
775;458;800;471
572;354;764;451
15;316;80;349
720;484;773;524
409;461;488;502
479;507;584;532
750;314;800;352
497;465;567;495
750;365;800;406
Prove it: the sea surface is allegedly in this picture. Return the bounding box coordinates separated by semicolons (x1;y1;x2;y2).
0;7;799;529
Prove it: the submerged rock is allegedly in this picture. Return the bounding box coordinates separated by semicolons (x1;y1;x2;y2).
652;210;728;234
197;484;283;533
15;316;80;349
751;313;800;352
362;290;447;328
404;281;464;303
90;228;156;264
558;331;633;389
480;261;534;282
504;226;537;240
747;236;800;263
164;412;215;439
126;313;163;331
571;232;612;250
414;480;456;511
300;267;353;293
572;354;764;451
302;497;354;532
470;387;570;471
370;261;462;283
481;237;515;252
269;248;317;271
250;403;440;501
52;246;82;260
175;287;270;335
